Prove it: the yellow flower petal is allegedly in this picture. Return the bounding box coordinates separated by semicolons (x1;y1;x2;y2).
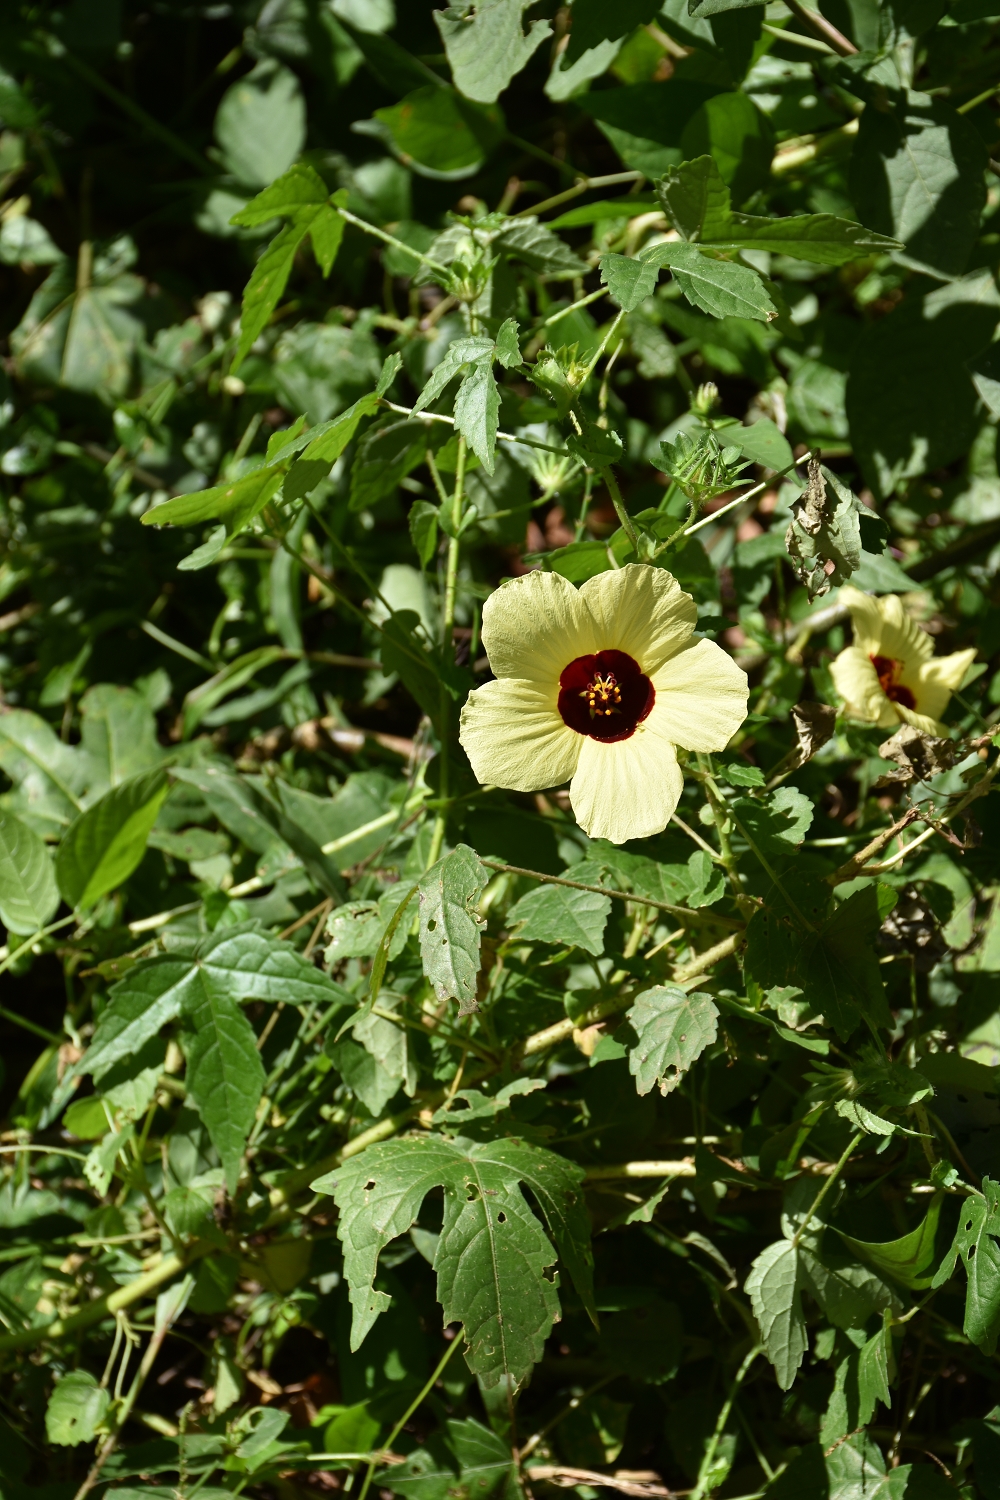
830;645;898;727
892;702;947;736
569;717;683;843
459;677;581;792
840;585;932;664
579;564;697;674
648;638;749;751
909;647;977;723
480;570;599;685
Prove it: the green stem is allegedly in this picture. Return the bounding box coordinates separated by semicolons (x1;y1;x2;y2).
600;465;638;553
791;1133;863;1249
427;437;466;871
357;1334;465;1500
71;1285;185;1500
0;915;77;988
479;857;741;927
0;1242;210;1356
336;206;452;279
696;760;755;918
691;1347;762;1500
514;169;643;219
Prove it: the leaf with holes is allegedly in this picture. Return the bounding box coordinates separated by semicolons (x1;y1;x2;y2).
625;985;719;1096
312;1133;593;1389
931;1176;1000;1352
418;844;488;1014
45;1370;110;1446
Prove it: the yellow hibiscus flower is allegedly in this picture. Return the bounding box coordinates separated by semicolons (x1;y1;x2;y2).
458;564;749;845
830;585;975;736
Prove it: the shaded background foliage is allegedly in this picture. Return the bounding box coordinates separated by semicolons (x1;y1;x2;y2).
1;1;1000;1498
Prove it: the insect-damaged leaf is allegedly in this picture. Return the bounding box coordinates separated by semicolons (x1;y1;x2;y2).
312;1134;593;1389
932;1175;1000;1352
625;985;719;1096
784;459;864;600
418;843;488;1014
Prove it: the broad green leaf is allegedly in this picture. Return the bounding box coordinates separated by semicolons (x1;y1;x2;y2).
847;270;1000;500
45;1370;110;1446
453;357;500;473
229;161;328;225
835;1098;897;1136
562;0;662;63
625;985;719;1096
849;94;987;277
659;156;901;264
642;241;776;322
0;708;88;836
232;222;308;372
140;464;284;537
371;86;503;181
802;888;894;1040
658;155;732;242
579;81;722;178
679;91;772;206
713;211;903;266
483;1136;596;1325
11;249;144;398
409;499;439;567
418;844;488;1014
181;981;265;1193
494;218;587;277
799;1248;898;1331
931;1175;1000;1351
731;786;814;858
82;923;344;1080
377;1417;513;1500
507;875;611;957
79;684;165;789
745;1239;807;1390
733;417;793;473
0;807;59;935
55;768;169;910
213;58;305;190
434;1156;560;1389
434;1;552;104
413;336;494;415
431;1078;547;1126
330;1000;416;1117
494;316;521;369
857;1311;894;1426
293;389;379;466
315;1133;591;1388
685;849;725;907
599;252;660;313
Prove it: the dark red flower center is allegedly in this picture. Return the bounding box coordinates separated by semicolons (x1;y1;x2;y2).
871;654;916;710
558;650;655;742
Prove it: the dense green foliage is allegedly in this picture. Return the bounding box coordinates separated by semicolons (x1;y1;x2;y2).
2;1;1000;1496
